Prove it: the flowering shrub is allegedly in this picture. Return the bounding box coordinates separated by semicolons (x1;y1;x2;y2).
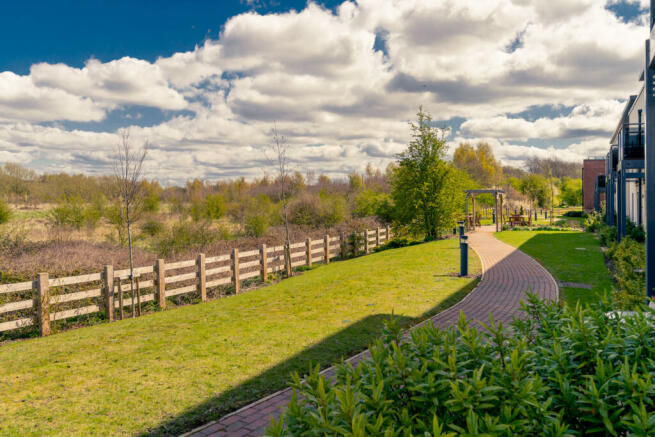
268;294;655;436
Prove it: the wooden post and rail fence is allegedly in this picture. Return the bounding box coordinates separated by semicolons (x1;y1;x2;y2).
0;226;391;337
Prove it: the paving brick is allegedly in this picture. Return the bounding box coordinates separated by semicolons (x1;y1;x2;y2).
184;226;557;437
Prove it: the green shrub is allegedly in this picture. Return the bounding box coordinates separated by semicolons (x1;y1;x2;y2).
269;294;655;436
319;194;347;227
104;203;127;245
562;210;586;218
204;194;226;221
352;190;390;218
48;196;100;230
154;221;221;256
373;237;422;252
0;224;26;252
626;220;645;243
599;224;617;247
289;194;321;226
141;219;164;237
607;237;646;309
0;199;12;224
142;192;161;213
584;211;603;232
245;213;268;237
189;201;204;222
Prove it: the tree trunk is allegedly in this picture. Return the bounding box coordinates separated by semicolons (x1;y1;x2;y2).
283;197;292;277
126;205;136;318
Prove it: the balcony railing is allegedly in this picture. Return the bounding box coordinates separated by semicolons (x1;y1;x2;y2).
622;123;644;160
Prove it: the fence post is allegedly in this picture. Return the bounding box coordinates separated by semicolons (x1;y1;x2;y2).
324;235;330;264
306;238;312;267
340;232;346;259
197;253;206;302
155;259;166;310
103;265;114;322
375;227;380;247
232;248;240;294
36;273;50;336
260;244;268;280
385;225;391;242
364;230;369;253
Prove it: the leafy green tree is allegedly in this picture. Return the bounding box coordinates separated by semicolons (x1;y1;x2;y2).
453;141;503;187
391;107;467;239
559;177;582;206
519;174;550;209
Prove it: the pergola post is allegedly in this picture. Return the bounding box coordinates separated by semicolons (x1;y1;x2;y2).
495;193;500;232
499;194;504;229
471;195;476;231
465;194;470;231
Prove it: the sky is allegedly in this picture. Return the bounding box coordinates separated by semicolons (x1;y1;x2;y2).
0;0;651;183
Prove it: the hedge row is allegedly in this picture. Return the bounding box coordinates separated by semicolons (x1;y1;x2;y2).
269;294;655;436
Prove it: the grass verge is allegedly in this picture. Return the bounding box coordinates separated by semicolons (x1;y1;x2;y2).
0;238;480;436
495;230;613;306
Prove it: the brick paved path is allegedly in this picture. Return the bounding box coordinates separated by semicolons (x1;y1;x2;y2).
182;226;558;437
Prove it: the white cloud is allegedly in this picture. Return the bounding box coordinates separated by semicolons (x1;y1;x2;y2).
31;57;188;110
0;0;649;180
0;72;105;122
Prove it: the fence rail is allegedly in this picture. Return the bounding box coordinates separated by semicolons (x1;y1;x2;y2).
0;226;391;337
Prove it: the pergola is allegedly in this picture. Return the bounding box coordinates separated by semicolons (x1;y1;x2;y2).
464;189;505;232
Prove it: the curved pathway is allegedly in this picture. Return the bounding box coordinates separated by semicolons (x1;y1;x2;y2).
182;226;557;437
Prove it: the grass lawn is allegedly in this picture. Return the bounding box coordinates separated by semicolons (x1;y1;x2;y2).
0;239;480;437
495;230;614;306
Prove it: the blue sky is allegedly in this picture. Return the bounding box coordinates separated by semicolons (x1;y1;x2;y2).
1;0;342;74
0;0;650;182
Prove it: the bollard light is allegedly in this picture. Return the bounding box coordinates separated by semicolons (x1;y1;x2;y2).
460;235;469;277
458;221;465;244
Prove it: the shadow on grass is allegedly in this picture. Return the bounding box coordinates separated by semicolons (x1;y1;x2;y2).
141;280;479;436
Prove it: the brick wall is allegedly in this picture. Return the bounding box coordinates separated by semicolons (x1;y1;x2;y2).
582;159;605;211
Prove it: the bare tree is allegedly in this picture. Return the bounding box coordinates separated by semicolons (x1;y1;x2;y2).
269;124;293;277
113;130;148;317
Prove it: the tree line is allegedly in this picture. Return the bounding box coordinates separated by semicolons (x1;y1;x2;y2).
0;108;583;249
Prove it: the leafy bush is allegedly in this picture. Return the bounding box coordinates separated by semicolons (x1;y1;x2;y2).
0;224;26;253
104;203;127;245
373;237;422;252
598;224;617;247
352;190;390;218
154;221;221;256
562;210;586;218
142;192;161;213
141;219;164;237
245;213;268;237
289;193;347;228
204;194;226;221
607;237;646;309
0;199;12;224
48;197;101;230
269;294;655;436
584;211;603;232
626;220;645;243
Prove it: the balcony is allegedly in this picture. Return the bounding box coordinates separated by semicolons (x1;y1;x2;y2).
622;123;644;160
609;147;618;172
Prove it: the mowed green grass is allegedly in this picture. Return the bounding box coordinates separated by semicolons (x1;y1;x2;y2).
495;230;613;306
0;239;480;437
